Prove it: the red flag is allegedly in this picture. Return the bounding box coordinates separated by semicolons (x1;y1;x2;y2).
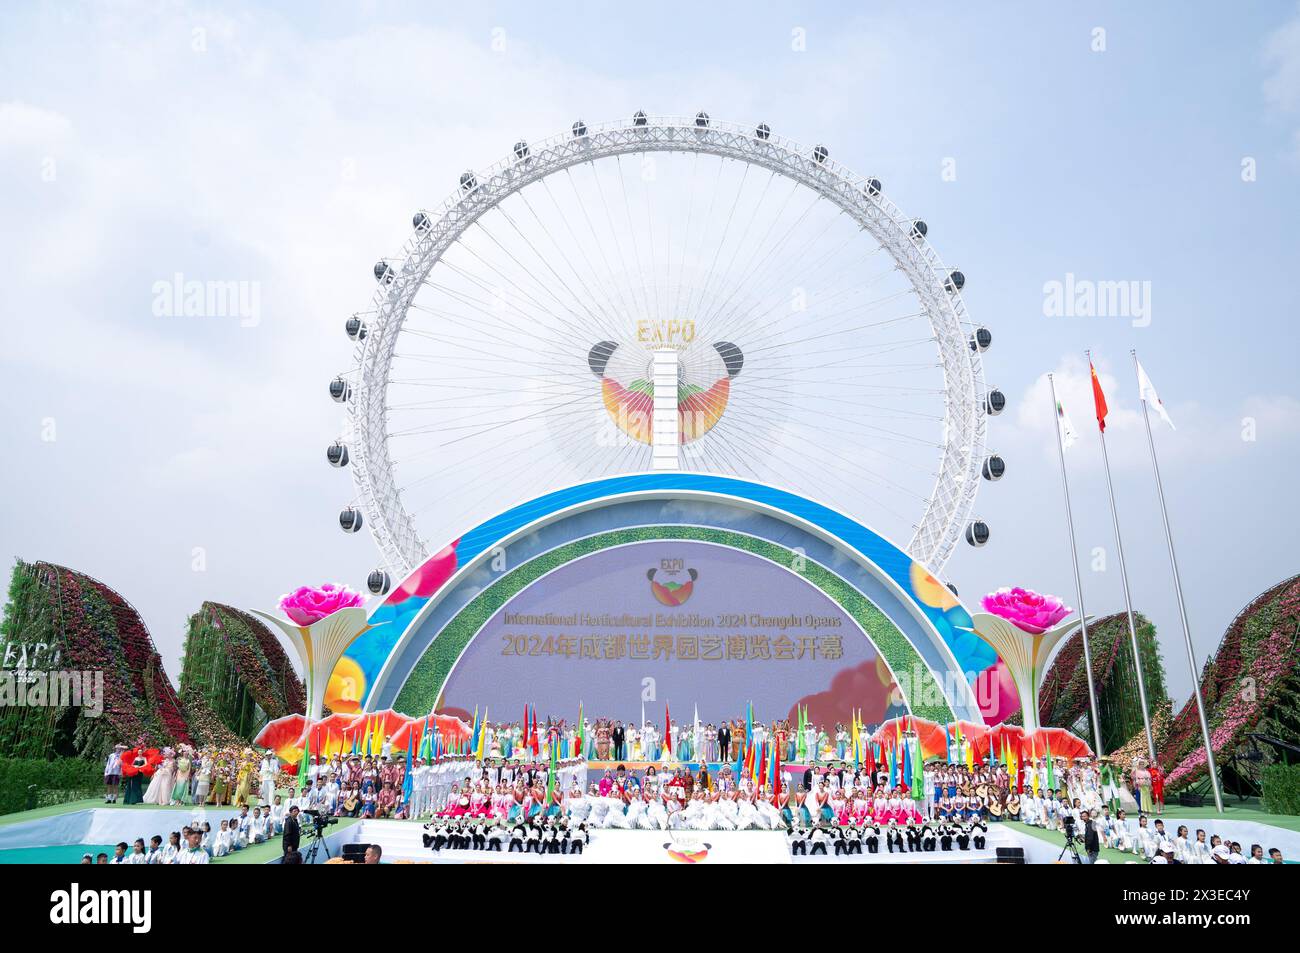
772;740;782;803
664;703;671;760
1090;361;1109;432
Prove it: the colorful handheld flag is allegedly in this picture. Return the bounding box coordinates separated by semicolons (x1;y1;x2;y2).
296;732;310;795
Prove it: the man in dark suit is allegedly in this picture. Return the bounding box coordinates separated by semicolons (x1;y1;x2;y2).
282;805;301;858
1081;810;1100;864
611;722;626;761
717;722;731;762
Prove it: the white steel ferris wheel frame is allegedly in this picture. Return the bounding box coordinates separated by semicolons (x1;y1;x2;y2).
345;115;988;578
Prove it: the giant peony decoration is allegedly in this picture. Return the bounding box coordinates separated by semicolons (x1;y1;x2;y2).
981;587;1072;635
965;587;1080;734
278;584;367;626
252;584;383;734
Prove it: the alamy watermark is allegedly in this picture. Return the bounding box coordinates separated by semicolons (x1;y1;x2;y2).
152;272;261;328
0;669;103;718
1043;273;1151;328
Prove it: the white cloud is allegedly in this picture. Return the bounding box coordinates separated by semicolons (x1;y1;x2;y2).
1264;3;1300;154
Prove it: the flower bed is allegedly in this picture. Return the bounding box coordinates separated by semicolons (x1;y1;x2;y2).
1159;575;1300;793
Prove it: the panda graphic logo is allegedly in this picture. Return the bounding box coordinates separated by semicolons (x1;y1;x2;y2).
647;566;698;607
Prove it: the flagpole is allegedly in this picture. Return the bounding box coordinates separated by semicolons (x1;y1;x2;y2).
1048;373;1104;757
1132;350;1224;812
1087;350;1157;762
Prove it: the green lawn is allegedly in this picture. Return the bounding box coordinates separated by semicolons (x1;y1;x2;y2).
0;797;362;864
1005;799;1299;864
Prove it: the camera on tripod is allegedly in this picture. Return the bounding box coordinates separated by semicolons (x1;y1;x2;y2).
303;810;338;835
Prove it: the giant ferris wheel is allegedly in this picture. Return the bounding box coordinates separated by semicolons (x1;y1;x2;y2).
327;114;1005;585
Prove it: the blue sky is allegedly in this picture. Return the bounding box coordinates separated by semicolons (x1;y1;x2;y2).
2;1;1298;713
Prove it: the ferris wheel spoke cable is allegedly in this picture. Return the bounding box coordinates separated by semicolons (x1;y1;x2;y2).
493;197;627;344
730;259;905;344
436;243;598;350
434;247;585;329
686;158;753;326
699;183;826;321
513;187;627;339
708;169;780;314
719;255;900;349
470;218;611;342
676;375;935;484
420;264;588;345
699;192;826;341
537;176;632;334
688;413;921;524
398;310;582;366
668;151;703;325
706;216;877;346
586;158;653;327
619;154;666;326
560;167;641;327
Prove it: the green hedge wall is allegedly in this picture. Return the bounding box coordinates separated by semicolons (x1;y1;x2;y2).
1261;763;1300;816
0;756;103;816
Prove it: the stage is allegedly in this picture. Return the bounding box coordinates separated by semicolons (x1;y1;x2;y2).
318;820;1022;864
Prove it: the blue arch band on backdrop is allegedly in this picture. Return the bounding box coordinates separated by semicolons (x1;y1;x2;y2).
358;474;993;723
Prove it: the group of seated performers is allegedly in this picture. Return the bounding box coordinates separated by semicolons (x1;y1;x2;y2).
422;815;590;854
787;817;989;857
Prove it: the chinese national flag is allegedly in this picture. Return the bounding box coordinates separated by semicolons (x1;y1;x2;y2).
1089;361;1109;432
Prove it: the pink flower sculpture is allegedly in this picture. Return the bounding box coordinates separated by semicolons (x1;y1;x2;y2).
278;584;366;626
980;587;1071;635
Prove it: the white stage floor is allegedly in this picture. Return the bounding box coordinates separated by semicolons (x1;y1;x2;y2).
327;821;1020;864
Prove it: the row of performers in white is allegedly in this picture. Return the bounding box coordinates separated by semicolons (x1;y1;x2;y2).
428;776;995;830
1021;797;1267;863
422;816;590;854
789;819;989;855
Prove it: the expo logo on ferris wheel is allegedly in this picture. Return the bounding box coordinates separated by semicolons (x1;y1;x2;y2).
647;558;698;606
636;317;696;349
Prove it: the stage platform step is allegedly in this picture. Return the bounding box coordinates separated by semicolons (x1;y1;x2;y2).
329;821;1018;864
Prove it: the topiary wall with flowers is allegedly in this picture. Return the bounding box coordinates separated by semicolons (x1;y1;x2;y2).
178;601;305;741
0;559;190;760
1158;574;1300;798
1037;610;1168;753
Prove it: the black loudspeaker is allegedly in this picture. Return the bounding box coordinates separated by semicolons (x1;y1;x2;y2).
1179;792;1204;807
340;843;370;862
995;847;1025;864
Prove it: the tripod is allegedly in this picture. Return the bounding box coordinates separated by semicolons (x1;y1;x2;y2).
302;828;332;864
1057;832;1083;864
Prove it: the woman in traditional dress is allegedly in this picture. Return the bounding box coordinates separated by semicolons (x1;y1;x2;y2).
171;746;193;805
585;782;609;827
143;749;175;805
122;748;148;805
1149;762;1165;815
194;751;212;805
211;752;229;806
1132;759;1153;814
233;750;255;806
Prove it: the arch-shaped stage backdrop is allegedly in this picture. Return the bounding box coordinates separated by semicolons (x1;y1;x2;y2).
324;475;1005;729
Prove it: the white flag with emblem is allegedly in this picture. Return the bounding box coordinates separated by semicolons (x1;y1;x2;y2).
1136;360;1175;430
1056;399;1078;450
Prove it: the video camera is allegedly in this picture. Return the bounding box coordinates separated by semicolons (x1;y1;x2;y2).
302;809;338;835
